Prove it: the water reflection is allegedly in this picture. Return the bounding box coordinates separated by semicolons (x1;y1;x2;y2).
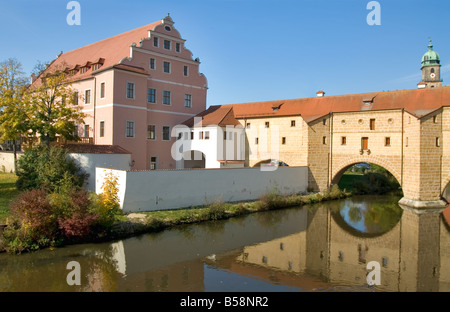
0;196;449;292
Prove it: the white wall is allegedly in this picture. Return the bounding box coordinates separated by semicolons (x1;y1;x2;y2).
69;153;131;191
96;166;308;213
0;152;21;173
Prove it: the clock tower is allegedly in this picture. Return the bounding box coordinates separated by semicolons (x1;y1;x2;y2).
419;40;442;88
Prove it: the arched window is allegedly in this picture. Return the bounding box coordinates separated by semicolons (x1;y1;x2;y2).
431;68;435;74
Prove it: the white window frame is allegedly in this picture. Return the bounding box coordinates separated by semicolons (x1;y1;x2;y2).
163;39;171;50
184;94;192;108
163;61;171;74
100;82;106;99
147;124;156;140
99;120;105;138
149;58;156;70
126;82;135;99
162;125;171;141
147;88;157;104
162;90;171;106
126;120;135;138
150;156;158;170
84;89;91;104
153;36;159;47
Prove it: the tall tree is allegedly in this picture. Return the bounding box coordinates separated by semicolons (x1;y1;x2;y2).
24;63;87;147
0;58;29;171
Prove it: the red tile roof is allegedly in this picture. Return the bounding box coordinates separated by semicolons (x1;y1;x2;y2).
64;144;131;154
183;105;241;127
31;20;163;87
202;87;450;123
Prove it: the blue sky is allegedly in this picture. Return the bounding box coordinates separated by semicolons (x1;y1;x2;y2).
1;0;449;107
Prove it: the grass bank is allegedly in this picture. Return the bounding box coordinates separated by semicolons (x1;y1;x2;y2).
0;173;20;224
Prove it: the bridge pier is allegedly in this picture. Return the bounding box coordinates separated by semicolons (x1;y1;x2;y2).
398;197;447;213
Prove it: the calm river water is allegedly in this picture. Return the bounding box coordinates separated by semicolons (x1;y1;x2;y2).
1;194;449;292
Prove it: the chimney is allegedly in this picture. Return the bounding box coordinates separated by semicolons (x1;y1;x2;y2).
30;73;37;84
316;90;325;97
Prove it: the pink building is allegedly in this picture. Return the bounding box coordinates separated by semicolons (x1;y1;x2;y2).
31;14;208;170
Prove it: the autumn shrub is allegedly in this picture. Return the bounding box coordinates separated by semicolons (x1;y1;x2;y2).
4;188;59;252
90;171;122;231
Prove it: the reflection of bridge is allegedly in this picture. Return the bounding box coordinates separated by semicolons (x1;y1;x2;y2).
105;201;450;292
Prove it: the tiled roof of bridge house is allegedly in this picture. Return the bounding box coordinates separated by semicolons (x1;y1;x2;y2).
193;86;450;125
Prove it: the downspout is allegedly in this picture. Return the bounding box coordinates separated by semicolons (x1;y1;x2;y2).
93;77;97;144
401;108;404;188
329;112;333;189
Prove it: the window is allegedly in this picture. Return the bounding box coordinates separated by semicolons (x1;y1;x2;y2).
85;90;91;104
205;131;210;140
147;88;156;103
433;115;438;123
385;137;391;146
162;126;170;141
150;156;158;170
153;37;159;47
322;136;326;145
291;120;296;127
99;121;104;138
265;122;270;128
184;94;192;108
190;131;194;140
84;125;90;137
199;131;204;140
436;137;440;147
163;90;171;105
80;67;89;74
323;119;326;125
246;123;251;129
147;125;156;140
150;58;156;70
176;42;181;52
282;137;286;145
127;82;135;99
163;40;171;50
100;82;105;98
370;119;375;130
341;136;346;145
361;137;369;150
126;121;135;138
163;61;171;73
73;92;79;105
255;137;259;145
406;137;409;147
183;65;189;76
92;63;102;71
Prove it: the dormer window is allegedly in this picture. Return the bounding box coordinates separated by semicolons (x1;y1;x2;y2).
92;63;102;71
80;66;90;74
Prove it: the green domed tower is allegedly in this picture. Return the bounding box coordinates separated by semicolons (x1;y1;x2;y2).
419;40;442;88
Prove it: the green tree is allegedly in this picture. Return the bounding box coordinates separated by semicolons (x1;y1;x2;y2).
15;145;88;192
24;63;87;147
0;59;29;171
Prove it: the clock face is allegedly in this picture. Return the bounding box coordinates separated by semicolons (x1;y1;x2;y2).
430;73;436;79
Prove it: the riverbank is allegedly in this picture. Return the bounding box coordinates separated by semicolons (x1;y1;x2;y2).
0;185;351;253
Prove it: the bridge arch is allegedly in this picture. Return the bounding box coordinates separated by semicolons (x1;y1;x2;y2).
331;156;402;188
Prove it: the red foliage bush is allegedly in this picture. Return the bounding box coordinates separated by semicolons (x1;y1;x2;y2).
8;188;58;241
